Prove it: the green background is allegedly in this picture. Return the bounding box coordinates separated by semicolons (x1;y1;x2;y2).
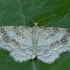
0;0;70;70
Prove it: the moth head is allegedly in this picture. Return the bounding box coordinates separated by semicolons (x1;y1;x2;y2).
34;23;38;26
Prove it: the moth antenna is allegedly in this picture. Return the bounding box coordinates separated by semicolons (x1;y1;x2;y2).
40;22;51;27
37;14;55;23
25;16;35;23
18;13;35;24
59;13;70;24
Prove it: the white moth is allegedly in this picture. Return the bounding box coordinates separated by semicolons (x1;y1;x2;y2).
0;14;70;64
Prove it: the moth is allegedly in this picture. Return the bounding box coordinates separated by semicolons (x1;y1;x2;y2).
0;14;70;64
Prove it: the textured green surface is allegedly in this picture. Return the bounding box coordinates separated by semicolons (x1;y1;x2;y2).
0;0;70;70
